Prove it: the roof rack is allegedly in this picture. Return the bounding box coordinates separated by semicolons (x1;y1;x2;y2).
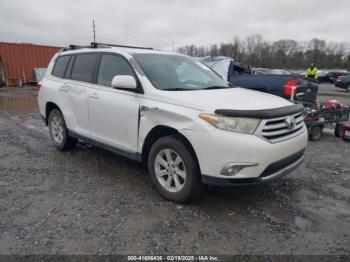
93;42;153;50
62;42;153;52
61;44;101;51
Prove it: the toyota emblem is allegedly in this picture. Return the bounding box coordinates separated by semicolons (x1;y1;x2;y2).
286;116;296;129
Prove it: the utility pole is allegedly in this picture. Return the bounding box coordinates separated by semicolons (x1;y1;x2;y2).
93;19;96;44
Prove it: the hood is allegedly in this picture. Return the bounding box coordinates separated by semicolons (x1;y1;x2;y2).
150;87;294;113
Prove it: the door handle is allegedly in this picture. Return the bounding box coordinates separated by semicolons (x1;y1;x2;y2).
90;93;99;99
59;84;71;92
141;105;159;112
58;86;69;92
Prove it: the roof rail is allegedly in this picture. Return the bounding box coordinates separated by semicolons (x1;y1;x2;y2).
62;42;154;52
62;43;111;51
92;42;153;50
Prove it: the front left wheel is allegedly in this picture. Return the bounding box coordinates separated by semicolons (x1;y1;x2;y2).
48;109;76;150
148;135;202;203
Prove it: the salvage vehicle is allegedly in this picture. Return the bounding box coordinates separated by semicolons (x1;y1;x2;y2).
335;74;350;92
198;56;319;104
38;43;308;202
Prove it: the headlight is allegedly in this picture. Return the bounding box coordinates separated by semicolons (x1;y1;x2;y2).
199;114;261;134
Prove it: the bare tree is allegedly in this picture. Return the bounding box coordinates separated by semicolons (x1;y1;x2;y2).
177;35;350;69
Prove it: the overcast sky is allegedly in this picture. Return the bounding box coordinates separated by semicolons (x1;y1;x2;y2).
0;0;349;50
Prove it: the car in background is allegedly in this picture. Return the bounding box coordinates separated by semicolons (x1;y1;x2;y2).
318;71;349;83
198;56;318;104
335;75;350;92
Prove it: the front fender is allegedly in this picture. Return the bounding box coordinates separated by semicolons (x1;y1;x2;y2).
138;100;212;152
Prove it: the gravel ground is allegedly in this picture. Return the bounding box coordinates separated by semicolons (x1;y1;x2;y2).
0;85;349;256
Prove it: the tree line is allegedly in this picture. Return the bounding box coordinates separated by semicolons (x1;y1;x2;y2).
177;35;350;69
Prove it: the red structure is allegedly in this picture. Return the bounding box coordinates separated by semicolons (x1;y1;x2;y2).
0;42;61;86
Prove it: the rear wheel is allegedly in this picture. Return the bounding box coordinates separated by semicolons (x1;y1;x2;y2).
148;136;201;203
335;123;344;137
48;109;76;150
309;126;323;141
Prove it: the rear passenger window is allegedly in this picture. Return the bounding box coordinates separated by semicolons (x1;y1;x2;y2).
97;54;135;86
52;56;70;78
71;54;99;83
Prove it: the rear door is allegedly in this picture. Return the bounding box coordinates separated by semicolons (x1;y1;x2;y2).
88;53;142;153
50;55;74;128
66;53;99;137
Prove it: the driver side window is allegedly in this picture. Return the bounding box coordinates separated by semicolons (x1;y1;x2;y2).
97;54;135;86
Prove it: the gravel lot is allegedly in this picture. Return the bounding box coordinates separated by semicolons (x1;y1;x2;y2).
0;84;349;256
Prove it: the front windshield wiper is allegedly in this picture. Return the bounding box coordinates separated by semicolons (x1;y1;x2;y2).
202;86;234;90
163;88;197;91
163;85;235;91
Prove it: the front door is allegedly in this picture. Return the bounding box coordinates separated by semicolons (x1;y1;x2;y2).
88;54;141;153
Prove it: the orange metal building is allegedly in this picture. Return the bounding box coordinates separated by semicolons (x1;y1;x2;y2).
0;42;61;86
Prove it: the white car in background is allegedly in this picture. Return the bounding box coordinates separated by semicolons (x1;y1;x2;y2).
38;43;308;202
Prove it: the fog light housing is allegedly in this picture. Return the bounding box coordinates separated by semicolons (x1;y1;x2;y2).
221;163;257;176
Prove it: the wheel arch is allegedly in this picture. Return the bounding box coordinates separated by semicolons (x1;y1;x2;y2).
141;125;201;172
45;102;61;125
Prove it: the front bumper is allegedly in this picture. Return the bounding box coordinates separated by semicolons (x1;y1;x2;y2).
181;125;308;184
201;149;305;186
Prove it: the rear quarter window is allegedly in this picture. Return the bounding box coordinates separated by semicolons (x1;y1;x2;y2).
71;54;99;83
52;56;70;78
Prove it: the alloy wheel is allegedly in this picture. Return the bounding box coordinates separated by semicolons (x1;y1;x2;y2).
51;115;64;144
154;149;187;193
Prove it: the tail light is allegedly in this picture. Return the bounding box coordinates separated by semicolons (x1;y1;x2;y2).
284;80;298;97
336;76;341;81
36;82;42;91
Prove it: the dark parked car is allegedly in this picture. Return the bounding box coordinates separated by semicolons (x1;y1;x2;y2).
198;56;318;103
318;71;349;83
335;75;350;92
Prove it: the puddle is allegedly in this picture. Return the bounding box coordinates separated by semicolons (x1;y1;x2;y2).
271;209;312;230
0;95;38;115
294;216;312;230
0;94;48;132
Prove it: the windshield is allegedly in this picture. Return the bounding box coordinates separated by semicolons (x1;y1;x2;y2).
133;54;230;91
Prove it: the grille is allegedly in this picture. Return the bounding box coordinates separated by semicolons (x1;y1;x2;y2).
256;112;305;143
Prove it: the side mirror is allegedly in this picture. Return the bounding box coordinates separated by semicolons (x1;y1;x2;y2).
111;75;137;89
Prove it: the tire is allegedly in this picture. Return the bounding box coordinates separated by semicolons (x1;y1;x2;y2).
148;135;202;203
48;109;76;150
309;126;323;141
335;123;344;138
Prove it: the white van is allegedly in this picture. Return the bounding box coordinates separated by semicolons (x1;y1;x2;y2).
38;43;307;202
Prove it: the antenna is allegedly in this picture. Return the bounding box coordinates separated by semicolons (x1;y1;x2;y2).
92;19;96;44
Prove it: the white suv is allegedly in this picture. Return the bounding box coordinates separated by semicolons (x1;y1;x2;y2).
38;43;308;202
